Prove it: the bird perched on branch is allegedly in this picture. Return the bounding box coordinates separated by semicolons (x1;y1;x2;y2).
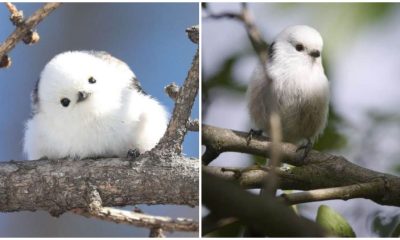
247;25;329;158
24;51;168;160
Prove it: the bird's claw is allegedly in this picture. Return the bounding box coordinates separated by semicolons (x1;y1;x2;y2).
127;149;140;159
295;138;312;164
246;129;263;145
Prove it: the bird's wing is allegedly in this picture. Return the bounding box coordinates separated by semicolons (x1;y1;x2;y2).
30;78;40;116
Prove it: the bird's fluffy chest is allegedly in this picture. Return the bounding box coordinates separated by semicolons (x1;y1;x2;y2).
269;64;329;142
36;108;138;159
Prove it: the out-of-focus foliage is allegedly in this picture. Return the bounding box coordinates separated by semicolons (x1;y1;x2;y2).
314;106;347;151
391;221;400;237
274;3;393;55
370;211;400;237
202;54;247;116
395;164;400;175
316;205;356;237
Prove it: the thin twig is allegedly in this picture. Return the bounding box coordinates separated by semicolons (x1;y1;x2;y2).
4;2;23;26
73;207;198;232
262;113;282;196
5;2;18;13
278;181;385;205
0;3;62;67
205;3;269;83
71;184;198;232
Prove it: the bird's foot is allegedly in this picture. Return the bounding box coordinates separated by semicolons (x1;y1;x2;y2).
127;149;140;159
246;129;263;145
295;138;312;164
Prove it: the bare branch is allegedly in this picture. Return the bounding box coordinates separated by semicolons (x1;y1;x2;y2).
202;125;400;207
0;3;62;67
5;2;23;25
74;207;198;232
0;155;198;215
278;181;385;205
156;26;199;154
262;113;282;196
205;3;269;81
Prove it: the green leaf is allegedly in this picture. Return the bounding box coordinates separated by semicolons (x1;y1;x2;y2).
316;205;356;237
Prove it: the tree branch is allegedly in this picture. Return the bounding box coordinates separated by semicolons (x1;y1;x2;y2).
73;207;198;232
204;3;269;81
156;26;199;155
278;181;385;205
0;156;198;216
4;2;23;25
202;124;400;207
0;3;62;67
203;171;326;237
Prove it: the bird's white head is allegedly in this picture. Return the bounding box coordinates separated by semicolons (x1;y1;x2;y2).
36;51;136;119
272;25;324;65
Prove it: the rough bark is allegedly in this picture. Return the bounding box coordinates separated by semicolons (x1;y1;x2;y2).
202;124;400;207
0;155;198;216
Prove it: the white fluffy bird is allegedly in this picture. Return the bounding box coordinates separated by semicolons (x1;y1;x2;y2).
247;25;329;152
24;51;168;160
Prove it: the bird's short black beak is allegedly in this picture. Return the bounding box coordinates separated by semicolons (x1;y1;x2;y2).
77;91;90;102
310;50;321;58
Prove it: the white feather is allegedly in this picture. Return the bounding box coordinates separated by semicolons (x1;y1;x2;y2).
24;51;168;160
247;25;330;145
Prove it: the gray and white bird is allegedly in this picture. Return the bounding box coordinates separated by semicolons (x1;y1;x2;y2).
24;51;168;160
247;25;329;153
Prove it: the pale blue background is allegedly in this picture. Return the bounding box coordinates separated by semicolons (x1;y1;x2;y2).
0;3;199;237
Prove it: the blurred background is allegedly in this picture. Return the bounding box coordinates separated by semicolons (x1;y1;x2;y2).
0;3;198;237
203;2;400;237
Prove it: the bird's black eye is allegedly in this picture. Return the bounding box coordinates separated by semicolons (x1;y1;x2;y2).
88;77;96;84
295;44;304;52
60;98;70;107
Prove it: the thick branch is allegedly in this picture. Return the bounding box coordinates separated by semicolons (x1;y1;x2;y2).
0;155;198;216
0;3;62;60
156;27;199;155
202;125;400;207
203;171;326;237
